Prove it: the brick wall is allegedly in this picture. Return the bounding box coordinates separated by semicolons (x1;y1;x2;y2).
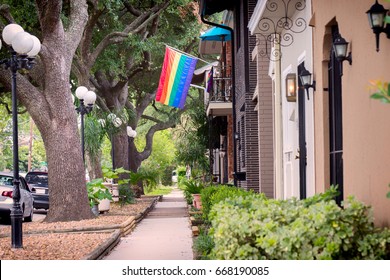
233;0;260;191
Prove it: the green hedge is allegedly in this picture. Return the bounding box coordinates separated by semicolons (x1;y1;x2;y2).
207;189;390;260
201;185;255;221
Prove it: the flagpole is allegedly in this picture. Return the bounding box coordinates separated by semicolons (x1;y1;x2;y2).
190;84;205;90
164;44;210;64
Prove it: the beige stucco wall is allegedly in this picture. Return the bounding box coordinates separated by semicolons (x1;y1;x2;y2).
312;0;390;226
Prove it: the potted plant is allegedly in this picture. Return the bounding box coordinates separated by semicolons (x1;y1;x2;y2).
102;166;129;202
87;178;113;215
183;180;205;209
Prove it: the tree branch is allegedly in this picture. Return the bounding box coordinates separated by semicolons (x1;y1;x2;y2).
140;114;162;124
80;5;105;67
123;1;141;16
0;4;14;25
35;0;62;35
139;116;179;161
89;1;169;65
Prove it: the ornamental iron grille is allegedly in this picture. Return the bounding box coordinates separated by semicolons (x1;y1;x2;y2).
254;0;308;61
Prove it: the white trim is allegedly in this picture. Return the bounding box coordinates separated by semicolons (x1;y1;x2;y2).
268;54;275;78
282;64;293;79
297;51;307;66
252;45;258;61
248;0;268;34
252;85;259;101
190;84;205;90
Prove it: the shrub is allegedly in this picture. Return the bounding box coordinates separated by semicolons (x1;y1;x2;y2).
208;190;390;260
201;185;255;221
118;185;135;204
193;229;215;260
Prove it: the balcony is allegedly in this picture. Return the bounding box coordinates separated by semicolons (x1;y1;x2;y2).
206;71;232;116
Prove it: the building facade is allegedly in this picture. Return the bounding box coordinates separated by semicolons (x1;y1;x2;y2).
311;0;390;226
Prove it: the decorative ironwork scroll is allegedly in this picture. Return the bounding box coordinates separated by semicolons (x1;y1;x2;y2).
254;0;308;61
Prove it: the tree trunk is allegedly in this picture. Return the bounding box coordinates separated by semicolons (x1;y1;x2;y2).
128;138;141;172
112;128;129;170
43;123;94;222
86;151;103;180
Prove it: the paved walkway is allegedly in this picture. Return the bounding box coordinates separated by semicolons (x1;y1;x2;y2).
104;187;193;260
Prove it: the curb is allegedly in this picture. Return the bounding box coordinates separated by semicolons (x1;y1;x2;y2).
82;229;122;260
82;195;160;259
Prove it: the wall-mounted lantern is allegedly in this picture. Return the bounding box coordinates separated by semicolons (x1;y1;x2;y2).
299;66;316;100
366;0;390;52
286;73;297;102
333;34;352;64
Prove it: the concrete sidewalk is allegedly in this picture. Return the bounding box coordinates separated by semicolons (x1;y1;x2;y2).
103;187;193;260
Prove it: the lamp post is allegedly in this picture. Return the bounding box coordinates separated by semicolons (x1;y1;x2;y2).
126;125;137;172
107;113;123;170
75;86;96;163
0;23;41;248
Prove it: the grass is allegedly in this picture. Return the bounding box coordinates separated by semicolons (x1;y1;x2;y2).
144;185;173;196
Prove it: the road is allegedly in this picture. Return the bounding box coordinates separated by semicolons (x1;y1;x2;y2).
0;209;47;227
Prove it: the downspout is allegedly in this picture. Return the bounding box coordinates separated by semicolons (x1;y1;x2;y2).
201;12;238;186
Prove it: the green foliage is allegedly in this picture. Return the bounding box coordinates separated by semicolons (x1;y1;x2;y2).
144;186;173;196
387;184;390;199
87;179;113;207
369;80;390;104
0;104;46;172
137;130;177;187
102;166;130;181
302;185;339;207
118;184;135;204
201;185;255;221
84;115;106;163
102;165;157;196
207;190;390;260
194;229;215;260
182;179;206;205
174;93;210;175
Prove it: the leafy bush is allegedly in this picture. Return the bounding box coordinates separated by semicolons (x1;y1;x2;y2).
118;185;135;204
193;229;215;260
87;178;112;207
208;190;390;260
201;185;255;221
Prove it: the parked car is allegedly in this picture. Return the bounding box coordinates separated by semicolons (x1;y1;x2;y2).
25;171;49;210
0;172;34;223
172;170;178;184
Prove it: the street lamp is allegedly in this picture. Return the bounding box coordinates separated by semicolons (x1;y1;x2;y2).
75;86;96;163
107;113;122;169
0;23;41;248
126;125;137;138
126;126;137;173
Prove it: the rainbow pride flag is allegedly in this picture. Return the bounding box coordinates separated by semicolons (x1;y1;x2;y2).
155;47;198;109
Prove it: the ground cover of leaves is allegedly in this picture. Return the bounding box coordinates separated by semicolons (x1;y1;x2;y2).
0;197;157;260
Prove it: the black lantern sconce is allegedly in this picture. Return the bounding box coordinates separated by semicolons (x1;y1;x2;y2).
299;66;316;100
333;33;352;76
367;0;390;52
286;73;297;102
333;34;352;65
